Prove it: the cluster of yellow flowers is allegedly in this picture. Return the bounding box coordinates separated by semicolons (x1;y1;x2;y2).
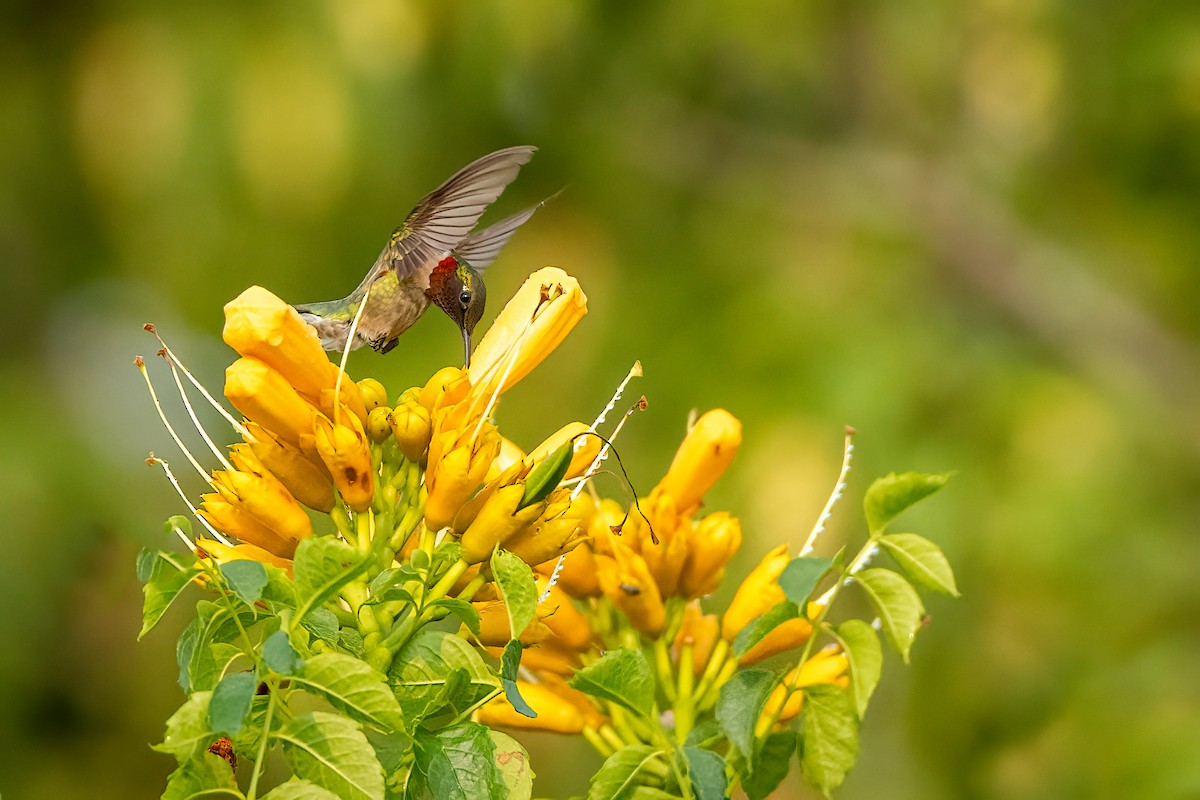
148;265;849;756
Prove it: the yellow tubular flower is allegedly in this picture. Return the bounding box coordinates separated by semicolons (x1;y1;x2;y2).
474;600;552;646
721;543;791;641
672;602;720;675
654;409;743;514
476;679;588;734
678;511;743;598
587;498;626;557
504;491;593;568
313;412;374;512
738;617;815;666
418;366;471;415
528;423;604;480
210;467;313;545
468;268;588;398
596;543;666;637
425;432;501;532
198;494;300;557
224;357;319;448
242;425;336;513
536;542;602;599
537;578;594;652
195;537;293;573
486;640;582;676
760;650;851;725
625;491;688;598
387;400;432;463
459;483;545;564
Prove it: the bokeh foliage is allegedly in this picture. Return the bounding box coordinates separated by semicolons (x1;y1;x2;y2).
2;0;1199;797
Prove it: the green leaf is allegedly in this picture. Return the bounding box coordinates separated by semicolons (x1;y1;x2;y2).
520;439;575;509
409;722;503;800
684;718;722;748
292;653;406;732
153;691;212;762
220;559;269;606
488;731;534;800
587;745;664;800
177;619;199;692
190;642;244;695
389;630;499;723
500;640;536;718
208;672;257;737
300;607;341;646
260;780;343;800
161;516;194;551
743;731;795;800
778;557;833;607
187;600;256;691
628;789;681;799
732;600;799;658
682;746;726;800
429;598;481;638
278;712;385;800
262;564;299;609
264;629;301;675
863;472;950;535
161;752;240;800
339;628;366;659
799;685;859;794
139;550;201;639
569;648;654;717
714;668;775;766
878;533;959;596
292;537;370;631
853;568;925;662
832;620;883;718
491;548;537;642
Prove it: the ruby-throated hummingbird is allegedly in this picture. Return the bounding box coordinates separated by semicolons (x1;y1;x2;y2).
293;146;547;365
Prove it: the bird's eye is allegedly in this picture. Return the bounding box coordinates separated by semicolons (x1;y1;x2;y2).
459;290;472;307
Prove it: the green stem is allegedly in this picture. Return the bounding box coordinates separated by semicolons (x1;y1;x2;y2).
692;638;729;707
674;644;695;745
654;638;677;703
245;679;277;800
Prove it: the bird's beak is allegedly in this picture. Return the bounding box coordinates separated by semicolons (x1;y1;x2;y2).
462;327;472;368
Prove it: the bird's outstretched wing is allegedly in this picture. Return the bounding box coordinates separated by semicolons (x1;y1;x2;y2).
454;190;562;271
365;146;537;286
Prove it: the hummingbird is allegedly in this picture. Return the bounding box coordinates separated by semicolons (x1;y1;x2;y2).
293;145;547;365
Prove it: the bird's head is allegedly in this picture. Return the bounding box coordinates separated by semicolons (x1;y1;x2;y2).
427;256;487;366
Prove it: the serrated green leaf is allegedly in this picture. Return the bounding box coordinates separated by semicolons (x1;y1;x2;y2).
799;685;859;794
682;746;725;800
153;691;212;762
292;653;406;732
187;600;255;691
177;619;199;692
220;559;269;606
208;672;257;737
339;628;366;659
878;533;959;596
684;718;722;748
521;440;575;509
389;630;499;723
292;537;370;632
778;557;833;607
140;550;201;639
429;597;481;638
300;607;340;646
264;629;301;675
260;779;343;800
488;730;533;800
853;568;925;662
833;620;883;718
190;642;244;694
733;600;799;658
491;548;537;643
569;648;654;717
161;752;240;800
409;722;502;800
587;745;664;800
278;712;385;800
262;564;299;609
743;731;795;800
863;472;950;535
714;668;775;766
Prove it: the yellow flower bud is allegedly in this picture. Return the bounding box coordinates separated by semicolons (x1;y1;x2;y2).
679;512;742;598
738;617;814;666
312;412;374;512
476;679;590;734
198;495;299;557
503;491;592;568
224;357;318;447
210;466;313;546
596;544;666;637
535;542;601;599
418;366;470;415
474;600;552;646
625;492;688;598
587;498;626;557
243;423;335;513
655;409;742;513
357;378;388;410
195;537;293;574
721;543;790;641
424;432;500;532
760;650;850;725
672;601;720;675
468;268;587;398
459;483;545;564
387;401;432;462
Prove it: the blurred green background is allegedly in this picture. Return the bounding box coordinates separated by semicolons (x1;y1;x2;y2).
3;1;1199;797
